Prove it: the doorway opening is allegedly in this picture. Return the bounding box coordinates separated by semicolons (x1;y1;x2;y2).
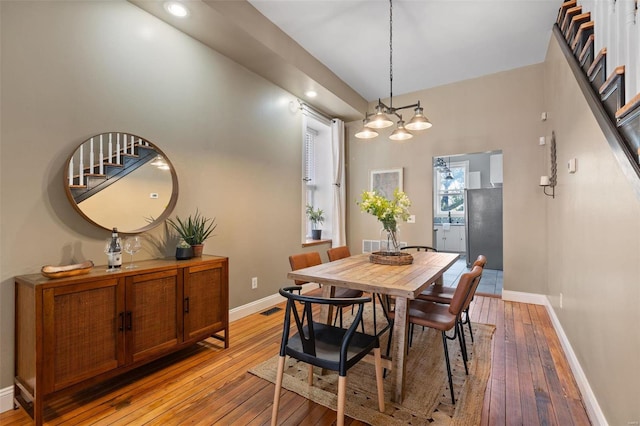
433;150;503;296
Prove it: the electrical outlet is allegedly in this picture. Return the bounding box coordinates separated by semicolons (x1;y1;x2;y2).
251;277;258;289
407;215;416;223
559;292;563;309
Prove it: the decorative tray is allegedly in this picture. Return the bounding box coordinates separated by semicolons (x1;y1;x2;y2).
369;252;413;266
41;260;94;279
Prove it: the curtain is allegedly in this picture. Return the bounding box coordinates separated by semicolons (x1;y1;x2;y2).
330;119;346;247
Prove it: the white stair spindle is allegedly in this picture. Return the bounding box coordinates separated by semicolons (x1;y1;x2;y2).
108;133;113;163
68;157;74;185
122;133;128;155
79;145;84;187
99;134;104;175
116;133;121;165
89;138;94;174
130;134;134;154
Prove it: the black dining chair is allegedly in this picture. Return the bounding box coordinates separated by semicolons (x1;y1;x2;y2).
271;287;385;426
400;245;438;252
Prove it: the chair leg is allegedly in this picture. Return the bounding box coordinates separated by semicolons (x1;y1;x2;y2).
271;355;286;426
465;308;474;343
384;320;394;378
441;331;455;405
458;321;469;375
337;375;347;426
372;295;378;335
373;347;385;412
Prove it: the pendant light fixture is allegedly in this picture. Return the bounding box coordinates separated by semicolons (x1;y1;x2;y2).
445;156;454;180
355;0;432;141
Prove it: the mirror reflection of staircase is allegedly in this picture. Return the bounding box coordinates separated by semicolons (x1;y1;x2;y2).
68;133;161;203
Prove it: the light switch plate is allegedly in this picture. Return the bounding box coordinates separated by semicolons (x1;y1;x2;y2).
568;158;576;173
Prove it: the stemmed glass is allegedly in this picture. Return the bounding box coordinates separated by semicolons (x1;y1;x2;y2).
123;236;142;269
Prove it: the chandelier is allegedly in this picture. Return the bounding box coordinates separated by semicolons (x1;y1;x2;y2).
355;0;432;141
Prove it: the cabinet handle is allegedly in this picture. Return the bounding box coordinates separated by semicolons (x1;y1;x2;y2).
118;312;125;331
126;311;132;331
184;297;190;313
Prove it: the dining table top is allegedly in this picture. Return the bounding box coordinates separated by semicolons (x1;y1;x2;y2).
287;251;460;299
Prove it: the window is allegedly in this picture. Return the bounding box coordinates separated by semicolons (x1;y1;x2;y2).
303;115;333;240
434;160;468;217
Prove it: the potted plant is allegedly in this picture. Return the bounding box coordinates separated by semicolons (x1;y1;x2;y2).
167;209;217;257
306;205;324;240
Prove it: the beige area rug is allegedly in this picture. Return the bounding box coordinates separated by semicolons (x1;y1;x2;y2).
250;304;495;425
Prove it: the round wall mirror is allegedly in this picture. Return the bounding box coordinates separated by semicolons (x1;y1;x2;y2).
64;132;178;233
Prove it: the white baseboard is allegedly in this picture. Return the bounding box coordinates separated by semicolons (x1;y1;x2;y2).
501;289;547;305
0;385;13;414
229;284;318;322
542;297;608;426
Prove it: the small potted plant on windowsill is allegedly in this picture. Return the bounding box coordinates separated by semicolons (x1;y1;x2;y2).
167;209;217;257
306;205;325;240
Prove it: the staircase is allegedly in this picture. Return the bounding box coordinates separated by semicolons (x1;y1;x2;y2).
68;132;161;203
556;0;640;191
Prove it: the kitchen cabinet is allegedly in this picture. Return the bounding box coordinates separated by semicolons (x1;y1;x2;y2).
14;255;228;425
434;224;466;252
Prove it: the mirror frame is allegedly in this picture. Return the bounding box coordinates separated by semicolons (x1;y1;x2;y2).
64;132;179;234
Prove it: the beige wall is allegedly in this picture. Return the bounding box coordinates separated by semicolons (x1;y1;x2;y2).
347;64;549;296
543;36;640;424
0;1;319;389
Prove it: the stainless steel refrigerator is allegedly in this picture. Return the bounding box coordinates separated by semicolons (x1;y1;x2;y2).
465;188;503;270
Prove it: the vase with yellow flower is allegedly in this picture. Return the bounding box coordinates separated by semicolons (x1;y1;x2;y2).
358;188;411;255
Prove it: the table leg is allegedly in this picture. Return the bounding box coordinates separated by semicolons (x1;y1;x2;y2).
390;296;409;403
320;285;336;324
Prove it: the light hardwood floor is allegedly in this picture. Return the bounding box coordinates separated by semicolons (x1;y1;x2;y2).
1;295;590;425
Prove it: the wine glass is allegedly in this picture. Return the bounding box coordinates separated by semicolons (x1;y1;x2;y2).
123;236;142;269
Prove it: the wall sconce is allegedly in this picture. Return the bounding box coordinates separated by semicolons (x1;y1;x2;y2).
540;131;557;198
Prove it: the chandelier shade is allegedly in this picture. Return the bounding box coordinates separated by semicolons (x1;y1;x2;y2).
389;120;413;141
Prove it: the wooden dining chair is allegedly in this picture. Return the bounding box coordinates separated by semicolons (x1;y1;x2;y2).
385;265;483;404
272;287;385;426
289;251;364;328
327;246;389;335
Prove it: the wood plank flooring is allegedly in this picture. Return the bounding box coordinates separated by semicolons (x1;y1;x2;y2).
1;296;591;425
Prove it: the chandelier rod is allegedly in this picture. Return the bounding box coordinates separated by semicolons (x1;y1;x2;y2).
389;0;393;110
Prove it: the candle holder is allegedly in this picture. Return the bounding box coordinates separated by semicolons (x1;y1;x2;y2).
540;132;557;198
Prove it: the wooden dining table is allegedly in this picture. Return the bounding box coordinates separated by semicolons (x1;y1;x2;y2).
287;250;460;403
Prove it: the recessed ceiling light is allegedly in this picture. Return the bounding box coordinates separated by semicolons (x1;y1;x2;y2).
164;1;189;18
305;90;317;98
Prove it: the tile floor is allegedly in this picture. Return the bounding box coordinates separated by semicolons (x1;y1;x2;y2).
441;254;503;296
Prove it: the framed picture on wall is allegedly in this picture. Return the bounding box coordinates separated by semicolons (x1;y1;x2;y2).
370;168;403;200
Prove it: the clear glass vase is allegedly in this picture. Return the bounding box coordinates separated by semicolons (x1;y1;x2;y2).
379;225;400;254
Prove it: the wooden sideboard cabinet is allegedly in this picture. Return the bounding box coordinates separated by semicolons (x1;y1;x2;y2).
14;255;228;425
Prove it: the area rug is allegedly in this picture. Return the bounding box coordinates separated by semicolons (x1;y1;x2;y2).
249;304;495;425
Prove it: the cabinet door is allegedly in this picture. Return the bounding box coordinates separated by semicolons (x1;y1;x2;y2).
459;226;466;252
183;261;228;342
126;270;181;364
43;278;124;393
434;226;445;251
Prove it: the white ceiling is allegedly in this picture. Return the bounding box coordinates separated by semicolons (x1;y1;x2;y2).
248;0;560;101
130;0;561;119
